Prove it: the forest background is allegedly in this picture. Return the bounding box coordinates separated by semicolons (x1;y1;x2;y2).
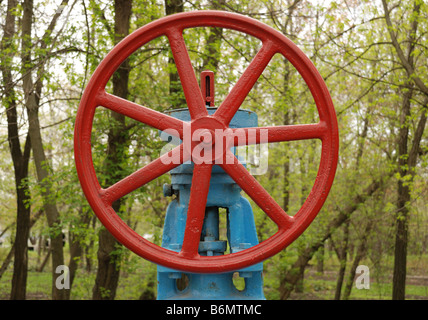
0;0;427;300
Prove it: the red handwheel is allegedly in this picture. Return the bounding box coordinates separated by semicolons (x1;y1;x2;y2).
74;11;339;273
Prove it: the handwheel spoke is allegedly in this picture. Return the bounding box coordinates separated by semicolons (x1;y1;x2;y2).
97;91;186;138
179;163;213;258
231;122;328;146
100;144;189;205
219;151;293;229
214;40;277;125
166;27;207;119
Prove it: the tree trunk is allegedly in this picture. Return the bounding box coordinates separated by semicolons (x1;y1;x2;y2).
1;0;32;300
92;0;132;300
282;65;291;214
65;208;91;300
392;95;427;300
21;0;69;300
8;72;32;302
165;0;186;108
0;245;15;281
334;219;350;300
201;0;225;73
139;276;156;300
381;0;428;300
342;222;372;300
392;85;412;300
0;212;43;285
316;244;325;274
37;249;52;273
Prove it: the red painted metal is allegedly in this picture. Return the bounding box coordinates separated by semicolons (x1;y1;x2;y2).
74;11;339;273
180;163;213;258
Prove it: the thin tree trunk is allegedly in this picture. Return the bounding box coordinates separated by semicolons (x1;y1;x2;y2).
65;208;91;300
165;0;185;108
392;96;427;300
21;0;69;300
342;222;372;300
332;100;371;300
85;216;97;273
139;276;156;300
381;0;428;300
316;244;325;274
392;85;413;300
201;0;225;73
282;56;292;215
37;250;52;273
0;246;15;280
0;211;43;282
1;0;32;300
334;219;350;300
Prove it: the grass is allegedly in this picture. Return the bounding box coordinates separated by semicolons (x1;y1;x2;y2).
2;268;426;300
0;264;154;300
294;274;428;300
284;253;428;300
1;248;427;300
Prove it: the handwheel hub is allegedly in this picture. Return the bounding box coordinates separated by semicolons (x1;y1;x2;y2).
186;116;229;164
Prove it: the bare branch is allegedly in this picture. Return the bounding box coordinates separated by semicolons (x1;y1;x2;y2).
381;0;428;96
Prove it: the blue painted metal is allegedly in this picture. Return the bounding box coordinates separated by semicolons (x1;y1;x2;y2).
157;107;265;300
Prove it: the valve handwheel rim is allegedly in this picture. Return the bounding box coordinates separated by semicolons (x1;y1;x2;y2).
74;10;339;273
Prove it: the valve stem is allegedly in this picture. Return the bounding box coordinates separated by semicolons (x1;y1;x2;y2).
201;70;215;107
